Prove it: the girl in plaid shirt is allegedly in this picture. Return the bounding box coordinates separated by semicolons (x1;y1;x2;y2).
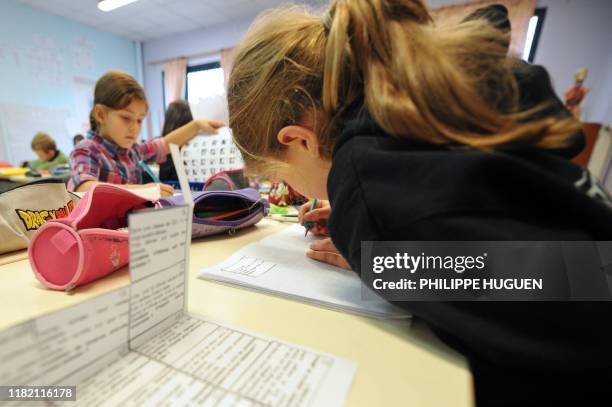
68;71;223;196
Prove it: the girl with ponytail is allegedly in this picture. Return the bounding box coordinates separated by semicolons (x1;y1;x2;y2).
227;1;612;405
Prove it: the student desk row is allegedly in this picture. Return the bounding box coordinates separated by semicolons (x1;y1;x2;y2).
0;174;69;194
0;173;63;184
0;218;473;406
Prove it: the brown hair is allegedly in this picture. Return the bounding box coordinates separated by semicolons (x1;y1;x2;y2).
31;132;56;152
228;1;580;176
162;100;193;136
90;71;147;132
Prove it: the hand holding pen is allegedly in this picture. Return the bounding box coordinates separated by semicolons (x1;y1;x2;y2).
299;199;331;237
299;199;351;270
138;160;174;197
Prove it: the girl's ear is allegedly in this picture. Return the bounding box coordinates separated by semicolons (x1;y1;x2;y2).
277;125;320;158
93;104;106;127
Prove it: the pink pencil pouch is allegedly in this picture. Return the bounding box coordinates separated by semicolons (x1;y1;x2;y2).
28;183;156;291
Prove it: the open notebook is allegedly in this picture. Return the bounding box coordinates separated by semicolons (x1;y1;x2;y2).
199;224;411;321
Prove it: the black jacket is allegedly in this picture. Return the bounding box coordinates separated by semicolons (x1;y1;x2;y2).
327;118;612;406
513;61;585;158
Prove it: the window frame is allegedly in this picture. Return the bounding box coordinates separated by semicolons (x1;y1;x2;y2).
526;7;547;63
185;61;222;103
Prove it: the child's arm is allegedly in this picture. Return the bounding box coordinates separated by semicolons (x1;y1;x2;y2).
163;119;225;148
69;147;173;197
29;160;58;171
68;147;100;192
136;119;225;166
29;151;69;171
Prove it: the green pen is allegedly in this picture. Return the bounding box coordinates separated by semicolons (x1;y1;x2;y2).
303;198;317;237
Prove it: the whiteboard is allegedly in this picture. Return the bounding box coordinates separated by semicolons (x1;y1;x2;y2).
0;104;70;165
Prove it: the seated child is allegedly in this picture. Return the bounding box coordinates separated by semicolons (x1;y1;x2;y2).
226;2;612;406
68;71;223;197
29;132;68;171
73;134;84;146
158;100;193;182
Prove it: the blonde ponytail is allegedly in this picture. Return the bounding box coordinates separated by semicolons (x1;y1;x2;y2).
323;0;579;150
228;0;581;176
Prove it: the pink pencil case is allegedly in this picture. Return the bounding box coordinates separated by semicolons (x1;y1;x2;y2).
28;183;156;291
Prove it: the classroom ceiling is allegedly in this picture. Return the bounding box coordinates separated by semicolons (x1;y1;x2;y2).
17;0;329;42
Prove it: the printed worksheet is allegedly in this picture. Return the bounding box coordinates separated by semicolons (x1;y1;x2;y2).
199;225;411;321
181;128;244;182
0;207;356;406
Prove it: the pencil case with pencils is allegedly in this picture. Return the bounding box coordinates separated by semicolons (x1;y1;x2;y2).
159;188;269;238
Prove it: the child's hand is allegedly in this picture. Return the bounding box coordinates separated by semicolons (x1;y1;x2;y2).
196;119;225;134
159;183;175;197
299;199;330;236
136;183;175;197
307;237;352;270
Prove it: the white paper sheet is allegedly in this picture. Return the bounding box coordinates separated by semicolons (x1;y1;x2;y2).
57;313;355;407
1;206;356;407
180;128;243;182
72;184;161;202
199;225;411;321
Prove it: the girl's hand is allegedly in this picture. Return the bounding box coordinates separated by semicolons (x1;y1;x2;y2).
299;199;331;236
131;183;175;197
163;119;224;147
196;119;225;134
307;237;352;270
159;183;175;197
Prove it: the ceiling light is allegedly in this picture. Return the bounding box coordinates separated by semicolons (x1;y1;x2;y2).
98;0;140;12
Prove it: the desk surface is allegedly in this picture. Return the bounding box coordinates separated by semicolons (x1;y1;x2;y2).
0;173;69;184
0;218;472;407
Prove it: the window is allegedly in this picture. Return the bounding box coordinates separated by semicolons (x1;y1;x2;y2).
161;62;224;108
185;62;225;105
161;70;188;109
522;7;547;63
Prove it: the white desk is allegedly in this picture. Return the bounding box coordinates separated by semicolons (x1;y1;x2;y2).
0;218;473;406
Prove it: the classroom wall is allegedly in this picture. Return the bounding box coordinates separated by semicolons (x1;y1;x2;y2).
599;54;612;123
533;0;612;124
0;0;140;165
142;16;255;136
143;0;612;133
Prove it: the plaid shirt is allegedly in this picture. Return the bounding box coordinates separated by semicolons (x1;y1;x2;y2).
68;131;168;191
